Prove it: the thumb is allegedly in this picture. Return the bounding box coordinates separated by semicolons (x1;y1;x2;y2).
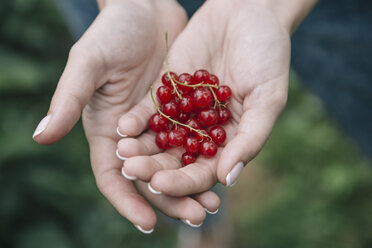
33;43;103;145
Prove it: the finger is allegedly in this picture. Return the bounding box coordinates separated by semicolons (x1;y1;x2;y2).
116;132;160;160
193;191;220;214
33;41;104;145
122;149;182;182
217;78;288;186
149;155;219;196
135;181;206;227
90;136;157;233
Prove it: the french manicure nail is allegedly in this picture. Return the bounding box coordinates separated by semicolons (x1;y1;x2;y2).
147;183;162;195
116;149;127;161
181;219;203;228
205;208;219;215
134;224;154;234
226;161;244;187
121;167;136;180
116;127;128;138
33;115;52;139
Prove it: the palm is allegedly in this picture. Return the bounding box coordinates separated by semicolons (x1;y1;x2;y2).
117;1;290;196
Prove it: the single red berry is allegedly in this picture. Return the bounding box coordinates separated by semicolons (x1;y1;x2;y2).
193;69;210;84
192;87;213;108
209;126;226;146
200;140;218;157
185;118;202;134
216;86;232;102
184;136;200;154
148;113;169;132
157;86;173;104
198;108;218;126
155;131;171;149
178;73;193;93
217;107;231;124
162;100;180;118
173;125;189;138
181;152;197;166
207;74;219;86
196;129;209;142
180;95;194;113
178;112;190;123
161;72;178;88
168;129;185;147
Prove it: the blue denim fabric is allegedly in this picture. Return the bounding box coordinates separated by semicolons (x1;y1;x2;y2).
54;0;372;159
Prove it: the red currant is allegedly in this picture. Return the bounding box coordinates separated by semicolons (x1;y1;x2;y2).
207;74;219;86
196;129;209;142
173;125;189;138
184;136;200;154
168;129;185;147
216;86;232;102
162;100;180;118
178;112;190;123
181;152;196;166
200;140;218;157
209;126;226;146
180;95;194;113
185;118;202;134
155;131;171;149
161;72;178;88
198;108;218;126
178;73;193;93
217;107;231;124
157;86;173;104
148;113;169;132
192;87;213;108
193;69;209;84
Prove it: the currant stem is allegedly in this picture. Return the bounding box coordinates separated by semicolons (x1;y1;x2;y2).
172;78;218;89
209;86;222;108
164;33;182;99
150;86;211;140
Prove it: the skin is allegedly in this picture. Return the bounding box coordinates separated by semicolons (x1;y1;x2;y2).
117;0;317;195
33;0;220;231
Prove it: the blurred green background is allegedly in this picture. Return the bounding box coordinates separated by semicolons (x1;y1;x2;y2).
0;0;371;247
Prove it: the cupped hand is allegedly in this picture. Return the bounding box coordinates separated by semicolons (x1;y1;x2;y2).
117;0;290;195
33;0;220;232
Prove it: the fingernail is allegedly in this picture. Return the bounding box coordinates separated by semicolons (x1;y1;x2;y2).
181;219;203;228
226;161;244;187
205;208;219;215
116;149;127;161
147;183;162;195
116;127;128;138
121;167;136;180
33;115;52;139
134;224;154;234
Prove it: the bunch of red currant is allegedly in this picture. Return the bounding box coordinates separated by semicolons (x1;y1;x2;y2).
148;69;232;166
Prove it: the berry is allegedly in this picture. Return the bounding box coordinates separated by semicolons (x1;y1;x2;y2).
196;129;209;142
173;125;189;138
157;86;173;104
192;87;213;108
161;72;178;88
178;73;193;93
193;69;209;84
162;100;180;118
185;118;202;134
180;95;194;113
208;74;219;86
198;108;218;126
216;86;232;102
148;113;169;132
184;136;200;154
178;112;190;123
209;126;226;146
182;152;196;166
200;140;218;157
155;131;171;149
217;107;231;124
168;129;186;147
